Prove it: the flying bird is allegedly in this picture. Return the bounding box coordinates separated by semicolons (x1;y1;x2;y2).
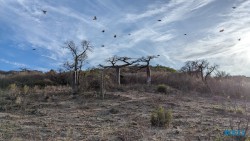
42;10;47;14
238;38;241;41
102;30;105;33
219;29;224;32
114;34;117;38
158;20;162;22
93;16;97;20
128;33;131;35
32;48;36;50
101;45;105;47
184;34;187;35
232;6;236;9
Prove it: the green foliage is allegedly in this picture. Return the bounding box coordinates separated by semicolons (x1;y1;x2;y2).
157;84;167;94
151;106;173;127
155;65;177;73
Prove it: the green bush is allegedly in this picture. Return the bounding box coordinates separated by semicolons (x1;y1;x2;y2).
157;84;167;94
151;106;173;127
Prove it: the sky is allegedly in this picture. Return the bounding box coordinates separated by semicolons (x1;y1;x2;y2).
0;0;250;76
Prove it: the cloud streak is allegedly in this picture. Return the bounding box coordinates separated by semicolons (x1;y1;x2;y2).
0;0;250;76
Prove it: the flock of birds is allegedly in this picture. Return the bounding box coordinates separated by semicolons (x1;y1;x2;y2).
31;6;241;50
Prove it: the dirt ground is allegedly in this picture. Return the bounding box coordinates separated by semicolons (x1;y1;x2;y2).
0;87;249;141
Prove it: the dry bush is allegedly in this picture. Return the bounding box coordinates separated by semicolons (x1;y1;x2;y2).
79;69;114;91
121;71;170;85
43;85;71;94
164;73;209;93
23;85;30;94
121;72;146;85
207;77;250;99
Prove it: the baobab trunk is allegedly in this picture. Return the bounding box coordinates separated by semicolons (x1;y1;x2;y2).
72;70;78;95
116;67;121;85
100;70;104;99
146;66;151;85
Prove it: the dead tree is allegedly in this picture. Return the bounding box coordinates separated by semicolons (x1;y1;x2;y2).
136;55;159;85
100;56;138;85
64;40;93;95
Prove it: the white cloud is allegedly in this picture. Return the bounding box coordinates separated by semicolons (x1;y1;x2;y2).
1;0;249;76
0;58;27;68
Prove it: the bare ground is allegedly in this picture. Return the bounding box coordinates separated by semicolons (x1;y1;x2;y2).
0;88;249;141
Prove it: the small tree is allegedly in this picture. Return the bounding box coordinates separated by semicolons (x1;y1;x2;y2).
64;40;93;95
136;55;159;85
181;59;218;83
100;56;138;85
215;70;230;79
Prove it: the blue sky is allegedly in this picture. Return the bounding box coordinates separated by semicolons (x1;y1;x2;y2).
0;0;250;76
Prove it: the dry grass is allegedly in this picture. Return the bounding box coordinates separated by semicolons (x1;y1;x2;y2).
0;85;249;140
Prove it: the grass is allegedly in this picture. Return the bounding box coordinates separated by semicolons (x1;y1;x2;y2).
0;122;20;139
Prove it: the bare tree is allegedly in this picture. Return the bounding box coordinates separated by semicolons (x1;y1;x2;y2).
64;40;93;95
215;70;230;79
136;55;159;85
100;56;138;85
181;59;218;83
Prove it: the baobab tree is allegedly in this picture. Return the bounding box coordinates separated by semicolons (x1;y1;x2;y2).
136;55;160;85
100;55;138;85
64;40;93;95
180;59;218;83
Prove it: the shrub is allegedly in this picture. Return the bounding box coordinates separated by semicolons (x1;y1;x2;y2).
8;83;20;96
23;85;30;94
157;84;167;94
151;106;173;127
109;108;119;114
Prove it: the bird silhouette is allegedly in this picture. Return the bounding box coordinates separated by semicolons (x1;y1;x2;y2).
128;33;131;35
102;30;105;32
32;48;36;50
238;38;241;41
101;45;105;47
158;20;162;22
93;16;97;20
42;10;47;14
184;34;187;35
219;29;224;32
232;6;236;9
114;35;117;38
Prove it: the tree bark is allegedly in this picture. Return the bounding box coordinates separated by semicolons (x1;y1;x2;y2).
73;57;78;95
72;70;78;95
146;66;151;85
100;70;104;99
116;67;121;85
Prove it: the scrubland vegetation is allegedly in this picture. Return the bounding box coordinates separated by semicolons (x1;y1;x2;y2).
1;62;250;141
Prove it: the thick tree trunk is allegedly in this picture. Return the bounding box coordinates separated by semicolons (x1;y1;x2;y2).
100;70;104;99
146;66;151;85
72;57;79;95
72;71;78;95
116;67;121;85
